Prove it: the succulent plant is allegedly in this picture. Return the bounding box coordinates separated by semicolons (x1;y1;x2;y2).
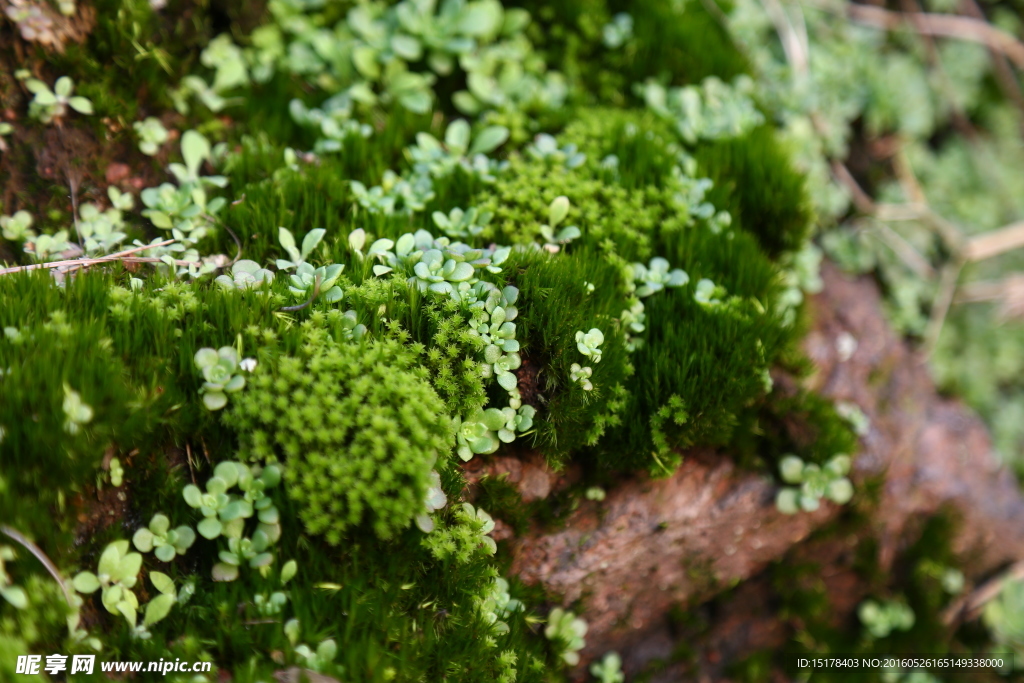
142;571;177;628
0;210;34;242
183;461;281;542
480;346;521;392
294;638;337;674
631;257;689;297
287;262;345;303
544;607;588;666
775;454;854;514
133;117;170;156
183;462;282;581
694;278;727;307
538;195;581;250
575;328;605;364
432;206;493;239
77;191;131;256
215;260;276;291
460;503;496;554
276;227;325;270
570;363;593;391
620;300;646;351
132;514;197;562
591;652;625;683
24;76;93;124
109;457;124;487
62;384;93;435
526;133;586;169
858;599;915;639
194;347;246;411
411;248;477;299
27;230;73;261
212;533;275;582
477;577;522;635
602;12;633;48
72;541;143;627
415;470;448;533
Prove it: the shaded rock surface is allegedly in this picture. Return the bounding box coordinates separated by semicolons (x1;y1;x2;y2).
487;264;1024;676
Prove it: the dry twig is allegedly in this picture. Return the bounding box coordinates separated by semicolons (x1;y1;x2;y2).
845;3;1024;70
0;525;73;607
942;560;1024;626
0;239;199;276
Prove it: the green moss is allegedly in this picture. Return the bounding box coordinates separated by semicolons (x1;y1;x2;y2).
694;126;814;257
229;335;455;543
731;390;860;473
523;0;750;108
510;247;634;463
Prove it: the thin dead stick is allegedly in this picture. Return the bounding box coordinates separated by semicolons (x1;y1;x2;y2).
898;0;977;137
871;220;936;278
922;259;965;357
0;239;176;274
845;3;1024;70
761;0;809;76
942;560;1024;626
1;525;73;607
0;255;200;275
960;0;1024;116
830;160;876;214
0;240;197;276
223;225;243;266
963;221;1024;262
954;279;1006;303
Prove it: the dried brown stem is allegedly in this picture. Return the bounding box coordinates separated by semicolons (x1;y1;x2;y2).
0;239;193;276
0;525;73;607
942;560;1024;626
964;221;1024;262
845;3;1024;70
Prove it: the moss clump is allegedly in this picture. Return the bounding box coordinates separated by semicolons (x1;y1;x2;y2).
694;126;814;257
510;247;634;462
228;336;454;543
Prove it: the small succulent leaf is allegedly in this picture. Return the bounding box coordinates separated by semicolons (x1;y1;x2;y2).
301;229;326;258
154;544;176;562
197;517;222;540
68;97;93;115
194;348;219;369
102;585;123;613
116;599;138;628
72;572;101;594
548;196;570;227
212;562;239;582
469;126;509;155
280;559;297;586
132;528;155;553
445;119;471;153
113;552;142;583
175;526;196;551
181;130;211;179
144;593;175;626
150;572;175;596
149;514;170;536
97;544;122;578
183;485;203;508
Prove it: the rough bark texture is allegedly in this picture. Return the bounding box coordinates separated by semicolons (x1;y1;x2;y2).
474;264;1024;677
